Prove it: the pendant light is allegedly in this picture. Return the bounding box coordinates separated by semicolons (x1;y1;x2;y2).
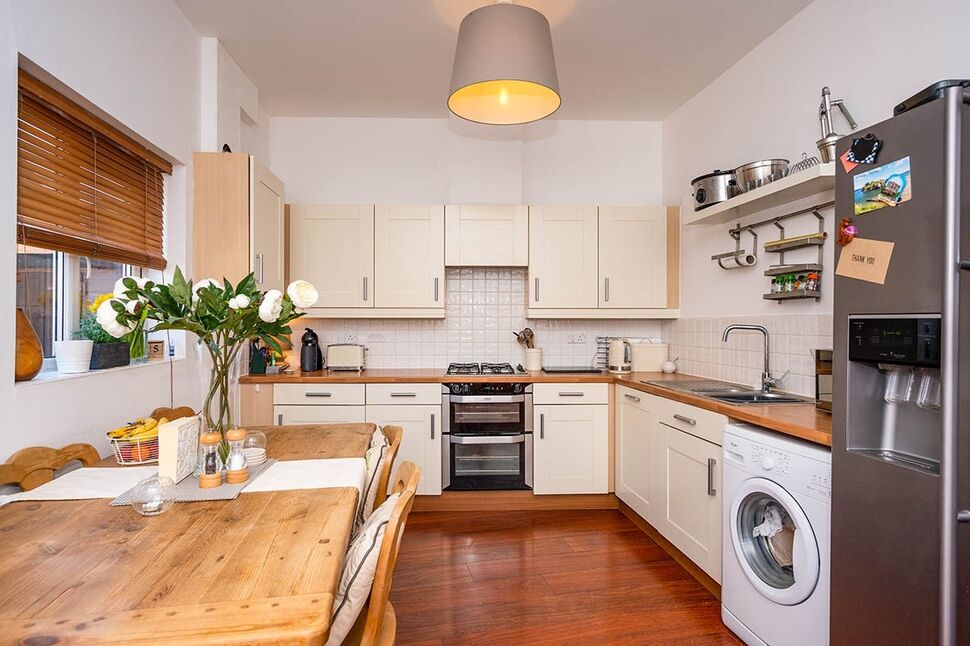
448;2;561;125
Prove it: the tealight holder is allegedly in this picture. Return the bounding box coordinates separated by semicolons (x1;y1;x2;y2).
131;475;175;516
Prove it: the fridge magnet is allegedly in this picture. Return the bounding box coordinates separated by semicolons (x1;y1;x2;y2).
852;156;912;215
835;238;895;285
839;150;859;174
846;134;882;164
837;218;857;246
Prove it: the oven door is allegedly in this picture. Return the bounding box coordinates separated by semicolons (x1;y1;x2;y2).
448;394;531;435
447;433;533;491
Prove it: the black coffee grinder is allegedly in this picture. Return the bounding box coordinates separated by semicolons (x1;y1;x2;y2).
300;328;323;372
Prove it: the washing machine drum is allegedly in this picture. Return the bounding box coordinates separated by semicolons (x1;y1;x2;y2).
730;477;820;606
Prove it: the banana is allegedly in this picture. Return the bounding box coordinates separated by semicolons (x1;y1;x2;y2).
107;417;163;440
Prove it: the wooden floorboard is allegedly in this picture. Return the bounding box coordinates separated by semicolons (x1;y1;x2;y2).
390;510;742;645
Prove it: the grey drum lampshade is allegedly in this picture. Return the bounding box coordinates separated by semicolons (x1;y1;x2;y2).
448;3;561;125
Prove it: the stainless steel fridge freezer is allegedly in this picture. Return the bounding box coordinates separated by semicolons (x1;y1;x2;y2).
831;82;970;646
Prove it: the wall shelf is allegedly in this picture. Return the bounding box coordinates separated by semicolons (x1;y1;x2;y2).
685;163;835;226
763;289;821;302
764;263;822;277
764;232;827;253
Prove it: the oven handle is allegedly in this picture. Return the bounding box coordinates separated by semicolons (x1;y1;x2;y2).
448;394;527;404
450;434;526;445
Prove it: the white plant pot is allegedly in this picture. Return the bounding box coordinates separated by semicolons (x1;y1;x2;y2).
54;340;94;374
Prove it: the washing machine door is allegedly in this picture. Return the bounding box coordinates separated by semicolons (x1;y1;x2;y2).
729;477;820;606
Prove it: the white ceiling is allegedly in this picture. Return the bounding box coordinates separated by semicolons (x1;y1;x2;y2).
174;0;812;121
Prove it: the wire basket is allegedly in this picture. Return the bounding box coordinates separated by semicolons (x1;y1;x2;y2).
111;436;160;465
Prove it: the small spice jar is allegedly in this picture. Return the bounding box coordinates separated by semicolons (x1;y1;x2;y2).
199;431;223;489
805;272;820;292
770;276;783;294
224;427;249;485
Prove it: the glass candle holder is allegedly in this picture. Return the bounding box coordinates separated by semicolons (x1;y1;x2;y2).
199;430;223;489
131;475;175;516
243;429;267;466
225;427;249;484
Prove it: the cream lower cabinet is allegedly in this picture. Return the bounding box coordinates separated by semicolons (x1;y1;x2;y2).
532;384;609;494
273;405;366;425
365;403;442;496
614;387;663;523
272;384;366;425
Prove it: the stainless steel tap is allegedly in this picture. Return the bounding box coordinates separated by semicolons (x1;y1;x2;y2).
722;324;777;393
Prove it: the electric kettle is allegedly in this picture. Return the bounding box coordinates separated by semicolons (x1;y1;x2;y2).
607;338;633;374
300;328;324;372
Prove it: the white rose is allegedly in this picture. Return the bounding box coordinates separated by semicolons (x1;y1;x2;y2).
258;289;284;323
102;318;134;339
228;294;251;310
113;276;148;299
286;280;319;309
192;278;220;303
96;299;134;338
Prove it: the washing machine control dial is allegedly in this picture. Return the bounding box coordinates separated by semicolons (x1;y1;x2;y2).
761;455;776;470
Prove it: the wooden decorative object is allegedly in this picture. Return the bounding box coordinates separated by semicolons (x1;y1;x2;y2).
15;308;43;382
6;442;101;491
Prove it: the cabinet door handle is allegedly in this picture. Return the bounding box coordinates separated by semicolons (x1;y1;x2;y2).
604;277;610;302
434;277;439;302
624;393;641;403
558;391;584;397
277;413;283;425
305;392;332;398
539;413;545;439
534;277;539;302
390;392;417;398
673;413;696;426
256;253;265;284
363;276;368;302
431;413;436;440
707;458;717;496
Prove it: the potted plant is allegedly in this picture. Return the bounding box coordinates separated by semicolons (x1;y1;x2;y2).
97;268;317;459
79;293;131;370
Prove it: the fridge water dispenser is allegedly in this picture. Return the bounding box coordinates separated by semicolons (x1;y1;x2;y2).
845;316;942;474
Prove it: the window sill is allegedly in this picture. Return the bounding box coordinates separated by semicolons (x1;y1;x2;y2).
15;357;185;389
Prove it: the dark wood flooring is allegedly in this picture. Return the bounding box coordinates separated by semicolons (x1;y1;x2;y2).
389;510;742;645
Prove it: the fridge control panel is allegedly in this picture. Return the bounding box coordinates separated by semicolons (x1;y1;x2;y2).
848;316;941;367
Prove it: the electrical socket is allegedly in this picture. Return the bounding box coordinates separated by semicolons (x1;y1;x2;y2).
367;333;385;343
344;332;357;343
568;333;587;344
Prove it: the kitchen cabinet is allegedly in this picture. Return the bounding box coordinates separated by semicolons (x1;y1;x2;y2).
533;383;609;494
374;205;445;309
659;422;722;582
365;404;442;496
289;204;374;308
445;204;528;266
272;383;366;426
599;206;669;309
193;153;284;291
615;386;663;523
273;405;366;425
527;205;680;318
528;206;599;309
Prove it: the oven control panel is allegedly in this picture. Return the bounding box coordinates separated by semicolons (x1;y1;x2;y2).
444;382;530;396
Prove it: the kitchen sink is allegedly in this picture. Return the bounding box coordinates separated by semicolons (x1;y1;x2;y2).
703;392;807;404
643;380;810;405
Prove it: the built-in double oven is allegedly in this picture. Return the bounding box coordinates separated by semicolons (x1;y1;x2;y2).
441;382;533;490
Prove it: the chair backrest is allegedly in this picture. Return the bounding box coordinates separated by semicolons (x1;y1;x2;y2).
356;461;421;646
0;464;56;490
6;443;101;491
372;425;403;509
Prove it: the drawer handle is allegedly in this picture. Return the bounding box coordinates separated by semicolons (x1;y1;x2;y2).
707;458;717;496
540;413;545;439
558;392;585;397
390;392;417;398
623;393;641;403
305;392;333;398
673;413;696;426
431;413;436;440
277;413;283;425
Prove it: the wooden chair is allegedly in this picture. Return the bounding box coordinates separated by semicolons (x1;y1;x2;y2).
5;443;101;491
343;461;421;646
373;425;404;510
0;464;57;490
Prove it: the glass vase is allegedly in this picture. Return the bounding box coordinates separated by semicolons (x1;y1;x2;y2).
194;339;244;472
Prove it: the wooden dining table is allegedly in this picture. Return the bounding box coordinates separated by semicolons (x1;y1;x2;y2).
0;423;375;645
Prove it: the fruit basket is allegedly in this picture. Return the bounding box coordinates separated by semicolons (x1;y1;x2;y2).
110;435;160;465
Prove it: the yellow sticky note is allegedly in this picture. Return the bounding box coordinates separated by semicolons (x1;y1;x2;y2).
835;238;895;285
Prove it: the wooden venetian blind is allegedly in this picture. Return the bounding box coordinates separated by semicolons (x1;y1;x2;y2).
17;71;173;270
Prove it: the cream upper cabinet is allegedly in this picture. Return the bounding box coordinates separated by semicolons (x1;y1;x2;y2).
528;206;599;309
374;205;445;308
599;206;668;309
288;204;374;309
615;387;663;523
533;399;609;495
445;205;528;266
252;164;285;293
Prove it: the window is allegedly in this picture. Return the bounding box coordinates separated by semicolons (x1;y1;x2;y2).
16;70;171;359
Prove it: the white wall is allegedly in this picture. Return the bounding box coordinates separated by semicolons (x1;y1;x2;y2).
662;0;970;318
2;0;203;459
271;117;664;205
200;37;270;160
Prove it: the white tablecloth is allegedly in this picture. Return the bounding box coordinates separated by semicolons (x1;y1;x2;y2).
0;466;157;507
243;458;367;496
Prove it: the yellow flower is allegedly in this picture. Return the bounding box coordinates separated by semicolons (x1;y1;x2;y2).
89;292;113;314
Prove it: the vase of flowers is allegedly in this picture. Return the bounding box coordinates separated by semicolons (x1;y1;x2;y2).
97;268;318;451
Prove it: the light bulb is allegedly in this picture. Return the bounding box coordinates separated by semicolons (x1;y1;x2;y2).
498;87;509;105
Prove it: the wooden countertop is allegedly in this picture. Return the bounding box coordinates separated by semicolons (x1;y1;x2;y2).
0;424;374;645
241;369;832;447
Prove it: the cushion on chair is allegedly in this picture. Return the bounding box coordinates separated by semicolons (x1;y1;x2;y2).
356;429;389;526
327;492;400;646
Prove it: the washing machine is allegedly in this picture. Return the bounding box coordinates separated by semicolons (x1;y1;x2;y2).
721;422;832;646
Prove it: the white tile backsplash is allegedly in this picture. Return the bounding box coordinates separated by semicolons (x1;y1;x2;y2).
661;314;833;397
291;268;664;369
